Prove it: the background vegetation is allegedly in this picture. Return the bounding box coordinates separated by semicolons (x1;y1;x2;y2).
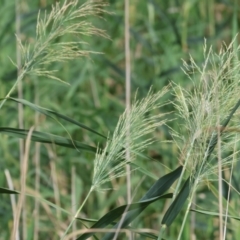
0;0;240;239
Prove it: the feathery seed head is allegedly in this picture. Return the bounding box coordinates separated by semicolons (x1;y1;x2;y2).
17;0;108;82
174;39;240;183
91;87;170;191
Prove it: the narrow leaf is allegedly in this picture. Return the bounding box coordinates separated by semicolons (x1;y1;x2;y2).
0;187;19;194
3;97;106;139
76;194;172;240
0;127;98;153
101;166;182;240
161;177;190;227
76;218;158;239
190;209;240;221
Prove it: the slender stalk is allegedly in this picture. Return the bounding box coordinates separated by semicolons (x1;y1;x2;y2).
71;166;77;240
0;69;26;110
177;183;197;240
61;188;93;240
33;142;40;240
11;127;34;240
157;225;166;240
217;99;223;240
124;0;132;239
50;160;61;218
15;0;23;137
223;137;236;239
190;193;196;240
5;169;20;240
33;82;40;240
125;0;131;202
15;0;26;238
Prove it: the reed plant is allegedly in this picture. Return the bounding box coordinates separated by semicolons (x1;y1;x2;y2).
0;0;108;110
61;86;171;239
159;39;240;240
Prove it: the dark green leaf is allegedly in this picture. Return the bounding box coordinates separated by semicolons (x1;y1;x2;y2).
161;177;190;227
77;166;182;240
0;127;98;153
3;97;106;139
76;193;172;240
0;187;19;194
101;166;182;240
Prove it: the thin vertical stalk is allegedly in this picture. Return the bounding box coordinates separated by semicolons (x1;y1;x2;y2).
125;0;132;239
33;84;40;240
124;0;131;234
15;0;23;154
190;194;196;240
15;1;23;127
15;0;26;239
5;170;20;240
50;160;61;219
223;137;236;239
217;104;223;240
0;69;26;110
11;127;34;240
33;142;40;240
61;188;93;240
71;166;77;240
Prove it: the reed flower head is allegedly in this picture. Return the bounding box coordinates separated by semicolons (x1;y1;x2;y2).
174;39;240;183
92;87;170;191
16;0;108;82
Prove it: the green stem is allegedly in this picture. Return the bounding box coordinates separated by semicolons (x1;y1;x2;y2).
61;187;93;240
177;185;196;240
0;69;26;110
157;224;166;240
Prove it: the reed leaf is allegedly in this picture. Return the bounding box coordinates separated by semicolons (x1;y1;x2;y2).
2;97;106;138
101;166;182;240
0;187;19;194
76;194;172;240
0;127;98;153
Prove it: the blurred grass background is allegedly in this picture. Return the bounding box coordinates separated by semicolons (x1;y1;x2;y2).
0;0;240;239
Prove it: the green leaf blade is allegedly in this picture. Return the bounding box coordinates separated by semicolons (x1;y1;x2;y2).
0;187;19;194
0;127;98;153
2;97;106;138
161;177;190;227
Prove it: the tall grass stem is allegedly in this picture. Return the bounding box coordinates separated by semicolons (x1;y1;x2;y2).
61;188;93;240
124;0;132;237
11;127;34;240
